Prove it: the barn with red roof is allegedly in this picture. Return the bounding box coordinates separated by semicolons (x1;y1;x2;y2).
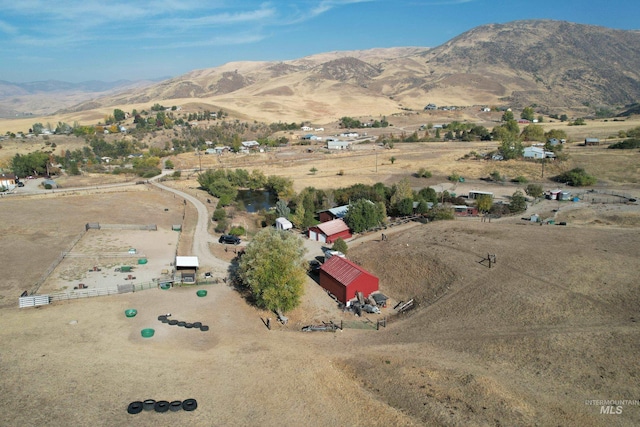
308;218;351;243
318;256;379;304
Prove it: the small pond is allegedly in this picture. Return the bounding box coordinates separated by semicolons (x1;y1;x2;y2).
236;189;277;213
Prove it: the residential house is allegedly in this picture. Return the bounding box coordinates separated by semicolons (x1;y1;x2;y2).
524;146;545;159
0;173;17;190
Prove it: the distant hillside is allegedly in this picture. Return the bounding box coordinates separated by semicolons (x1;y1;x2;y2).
42;21;640;122
0;79;162;117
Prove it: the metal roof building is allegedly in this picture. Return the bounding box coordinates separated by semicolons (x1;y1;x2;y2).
318;256;379;304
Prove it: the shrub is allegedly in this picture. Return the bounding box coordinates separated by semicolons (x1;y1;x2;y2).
416;168;433;178
229;226;245;236
608;138;640;149
554;168;597;186
213;208;227;222
512;176;528;184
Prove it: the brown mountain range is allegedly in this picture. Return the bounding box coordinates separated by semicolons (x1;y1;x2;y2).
45;20;640;122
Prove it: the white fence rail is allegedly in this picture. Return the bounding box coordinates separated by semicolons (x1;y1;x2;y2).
50;287;120;301
19;295;51;308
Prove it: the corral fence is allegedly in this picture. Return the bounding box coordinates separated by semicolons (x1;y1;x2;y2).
580;189;636;204
29;231;86;296
303;318;388;332
48;281;159;302
85;223;157;231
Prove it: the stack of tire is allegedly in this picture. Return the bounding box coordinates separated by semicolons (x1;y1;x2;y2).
127;398;197;414
158;315;209;331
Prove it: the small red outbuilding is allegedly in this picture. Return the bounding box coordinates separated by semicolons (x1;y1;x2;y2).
308;218;351;243
318;256;379;304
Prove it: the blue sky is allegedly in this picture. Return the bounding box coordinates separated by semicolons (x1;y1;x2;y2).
0;0;638;83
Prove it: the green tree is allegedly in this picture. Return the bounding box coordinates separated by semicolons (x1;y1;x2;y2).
476;194;493;213
426;206;454;221
31;123;44;135
415;199;431;214
113;109;126;122
509;190;527;213
525;184;544;199
521;124;544;141
309;167;318;175
344;199;387;233
397;198;415;216
332;238;348;255
213;208;227;222
238;227;307;313
521;107;535;121
498;135;524;160
390;178;412;207
275;200;290;218
11;152;49;177
501;110;515;122
164;159;174;169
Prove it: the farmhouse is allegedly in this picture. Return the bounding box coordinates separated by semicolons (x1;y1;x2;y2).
308;219;351;243
524;146;545;159
318;204;349;222
0;173;17;189
318;256;379;305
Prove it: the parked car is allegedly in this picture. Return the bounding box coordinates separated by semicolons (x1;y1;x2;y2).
219;235;241;245
309;260;321;274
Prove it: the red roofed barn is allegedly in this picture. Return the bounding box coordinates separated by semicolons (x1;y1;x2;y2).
318;256;379;304
308;218;351;243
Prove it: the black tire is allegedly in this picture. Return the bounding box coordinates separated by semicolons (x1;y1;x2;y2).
168;319;178;325
158;315;167;321
169;400;182;412
185;323;193;329
161;317;169;323
177;321;186;327
127;401;143;415
192;322;202;328
143;399;156;411
154;400;170;413
200;325;209;332
182;398;198;411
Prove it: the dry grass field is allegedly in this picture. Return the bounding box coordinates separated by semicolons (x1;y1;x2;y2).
1;112;639;426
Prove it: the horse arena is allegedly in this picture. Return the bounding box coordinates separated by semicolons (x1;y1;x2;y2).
38;225;180;295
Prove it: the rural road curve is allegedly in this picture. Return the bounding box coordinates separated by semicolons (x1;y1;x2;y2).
150;173;231;278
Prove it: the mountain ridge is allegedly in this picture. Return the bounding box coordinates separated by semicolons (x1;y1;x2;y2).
5;20;640;122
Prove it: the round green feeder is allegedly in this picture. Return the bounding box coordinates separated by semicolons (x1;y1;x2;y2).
196;290;208;297
137;258;148;265
160;283;171;290
125;309;138;318
141;328;155;338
